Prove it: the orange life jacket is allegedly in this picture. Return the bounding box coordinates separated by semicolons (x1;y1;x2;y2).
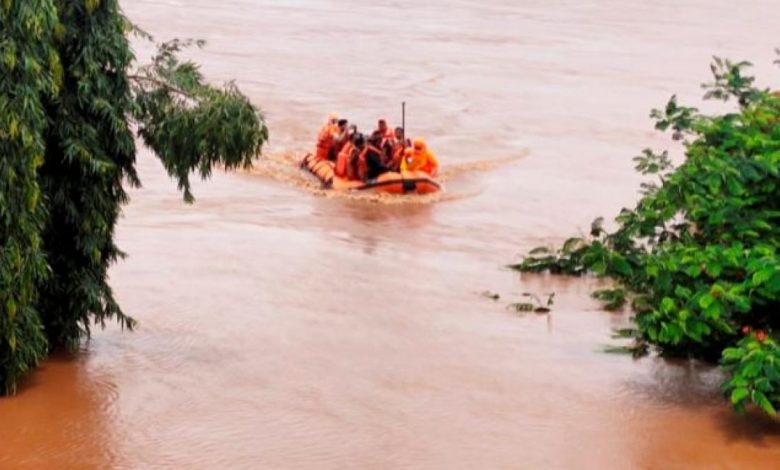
391;143;405;171
401;139;439;176
373;128;395;150
377;128;394;141
335;142;354;178
315;124;335;161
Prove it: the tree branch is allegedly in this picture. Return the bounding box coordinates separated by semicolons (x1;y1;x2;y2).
127;74;195;99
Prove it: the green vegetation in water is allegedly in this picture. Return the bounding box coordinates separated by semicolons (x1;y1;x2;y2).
507;292;555;314
513;54;780;417
602;328;648;357
480;290;555;314
0;0;268;394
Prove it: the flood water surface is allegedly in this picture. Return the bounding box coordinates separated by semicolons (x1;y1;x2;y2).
2;1;780;468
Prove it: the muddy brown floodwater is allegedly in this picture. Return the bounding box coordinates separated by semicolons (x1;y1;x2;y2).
3;0;780;468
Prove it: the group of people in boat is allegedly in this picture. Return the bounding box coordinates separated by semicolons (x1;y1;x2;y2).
315;114;439;182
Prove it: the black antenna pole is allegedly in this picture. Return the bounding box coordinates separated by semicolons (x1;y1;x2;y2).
402;101;406;143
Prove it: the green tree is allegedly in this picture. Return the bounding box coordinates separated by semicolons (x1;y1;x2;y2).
0;0;268;392
0;0;60;394
514;55;780;416
36;0;141;350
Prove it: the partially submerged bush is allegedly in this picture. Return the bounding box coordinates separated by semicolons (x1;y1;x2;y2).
514;54;780;417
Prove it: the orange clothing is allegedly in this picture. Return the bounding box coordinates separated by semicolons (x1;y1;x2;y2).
400;138;439;176
375;121;395;142
380;129;395;141
316;123;335;161
357;146;369;182
335;142;354;178
390;143;405;171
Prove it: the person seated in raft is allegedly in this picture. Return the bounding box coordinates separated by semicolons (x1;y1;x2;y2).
400;137;439;177
347;133;366;181
315;113;338;161
375;118;395;141
394;126;411;148
359;131;391;181
329;119;350;161
371;120;396;167
389;127;409;171
335;127;358;179
381;135;396;169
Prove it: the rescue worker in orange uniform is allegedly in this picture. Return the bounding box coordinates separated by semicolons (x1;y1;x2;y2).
348;134;366;181
389;127;409;171
316;115;349;162
331;120;350;158
394;126;411;148
315;114;338;161
375;119;395;141
373;119;395;166
401;138;439;176
334;126;358;178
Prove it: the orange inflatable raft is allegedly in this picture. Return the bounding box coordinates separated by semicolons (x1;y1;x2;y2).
301;153;441;195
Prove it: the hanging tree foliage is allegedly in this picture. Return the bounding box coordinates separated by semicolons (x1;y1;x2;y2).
132;37;268;203
514;55;780;416
0;0;268;393
37;0;141;351
0;0;60;394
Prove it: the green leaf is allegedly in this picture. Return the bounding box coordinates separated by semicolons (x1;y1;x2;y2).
6;298;17;321
731;387;749;404
591;261;607;276
764;363;780;381
686;265;702;278
647;264;659;277
699;294;715;309
752;268;775;286
660;322;684;344
766;273;780;293
742;361;762;378
703;302;722;320
722;347;744;361
674;286;692;298
726;177;745;196
753;391;777;416
611;257;632;276
707;174;722;193
705;262;723;278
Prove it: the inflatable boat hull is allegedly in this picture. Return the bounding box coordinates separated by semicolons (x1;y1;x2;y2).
301;153;441;195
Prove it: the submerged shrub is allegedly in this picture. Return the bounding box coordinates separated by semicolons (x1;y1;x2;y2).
514;54;780;416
